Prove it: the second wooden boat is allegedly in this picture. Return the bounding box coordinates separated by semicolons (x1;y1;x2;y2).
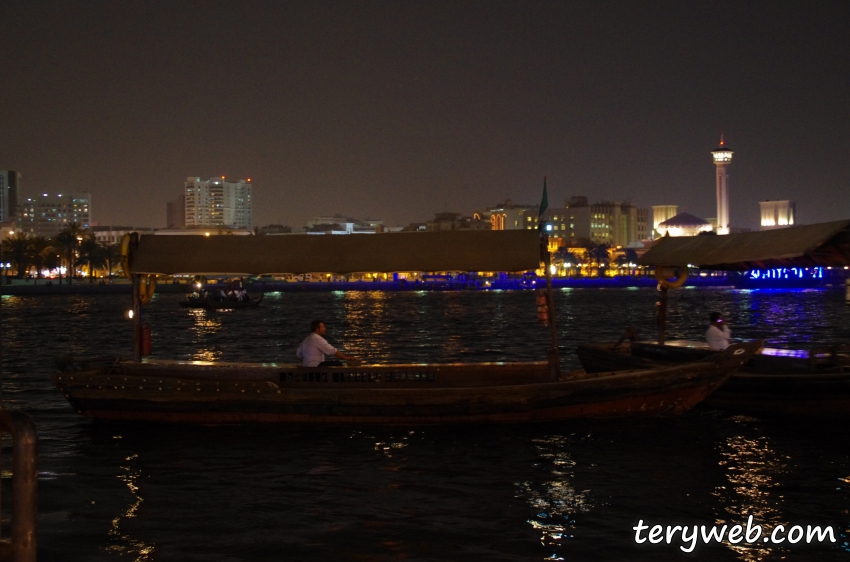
577;219;850;417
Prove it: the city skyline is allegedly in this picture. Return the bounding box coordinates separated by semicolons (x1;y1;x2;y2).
1;2;848;230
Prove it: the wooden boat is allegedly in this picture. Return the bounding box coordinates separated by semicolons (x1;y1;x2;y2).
179;293;264;310
52;229;759;424
577;219;850;417
53;342;758;424
577;340;850;417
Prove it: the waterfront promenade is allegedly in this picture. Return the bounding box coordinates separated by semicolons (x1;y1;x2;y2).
0;274;742;295
4;272;846;295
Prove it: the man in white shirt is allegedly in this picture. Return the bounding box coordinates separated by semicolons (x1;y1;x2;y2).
705;312;731;350
296;319;357;367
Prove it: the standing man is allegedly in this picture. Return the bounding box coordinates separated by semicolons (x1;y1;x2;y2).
705;311;731;350
296;319;357;367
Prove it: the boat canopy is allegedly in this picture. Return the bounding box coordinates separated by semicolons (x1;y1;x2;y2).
638;219;850;270
130;230;543;276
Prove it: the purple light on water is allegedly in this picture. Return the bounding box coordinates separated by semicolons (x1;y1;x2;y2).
760;347;809;359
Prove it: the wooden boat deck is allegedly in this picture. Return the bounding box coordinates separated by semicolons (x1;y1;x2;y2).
51;342;761;424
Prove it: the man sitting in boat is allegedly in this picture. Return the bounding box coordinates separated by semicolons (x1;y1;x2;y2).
297;319;358;367
706;312;731;350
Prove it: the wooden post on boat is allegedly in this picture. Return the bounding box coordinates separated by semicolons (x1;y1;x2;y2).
654;267;688;345
132;273;142;362
537;177;560;380
541;232;560;379
126;232;142;362
656;284;668;345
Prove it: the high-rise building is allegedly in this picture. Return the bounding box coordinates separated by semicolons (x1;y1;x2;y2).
16;193;92;237
0;170;22;222
711;135;733;235
184;177;252;229
553;198;649;246
759;200;796;230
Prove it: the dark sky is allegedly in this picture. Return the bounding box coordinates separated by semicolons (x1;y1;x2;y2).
2;1;848;230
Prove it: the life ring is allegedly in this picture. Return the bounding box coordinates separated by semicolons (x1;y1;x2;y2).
655;267;688;290
120;233;133;279
139;274;157;304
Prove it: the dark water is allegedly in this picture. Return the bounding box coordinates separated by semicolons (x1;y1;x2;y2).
2;287;850;561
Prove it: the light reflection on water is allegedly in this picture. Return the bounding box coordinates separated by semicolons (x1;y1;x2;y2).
106;451;155;560
713;419;787;561
518;435;592;552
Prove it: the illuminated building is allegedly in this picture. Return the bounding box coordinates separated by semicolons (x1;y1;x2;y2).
475;200;539;231
16;192;91;237
548;197;648;246
711;135;733;235
476;196;648;245
759;200;795;230
651;205;678;239
184;177;252;229
0;170;21;222
655;212;712;237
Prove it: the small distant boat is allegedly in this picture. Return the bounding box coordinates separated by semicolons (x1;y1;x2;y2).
179;293;264;310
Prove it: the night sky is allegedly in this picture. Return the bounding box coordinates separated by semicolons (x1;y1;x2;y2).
2;1;848;231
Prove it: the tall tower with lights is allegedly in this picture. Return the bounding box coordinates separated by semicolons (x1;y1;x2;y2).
711;135;733;235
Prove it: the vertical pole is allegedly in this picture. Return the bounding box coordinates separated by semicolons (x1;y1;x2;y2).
0;272;2;542
7;410;37;562
0;268;3;403
132;274;141;362
541;234;560;379
657;286;668;345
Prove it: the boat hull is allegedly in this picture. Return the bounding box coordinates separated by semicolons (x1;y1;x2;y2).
52;344;758;424
577;340;850;417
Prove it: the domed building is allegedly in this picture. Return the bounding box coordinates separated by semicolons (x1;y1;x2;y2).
655;212;712;237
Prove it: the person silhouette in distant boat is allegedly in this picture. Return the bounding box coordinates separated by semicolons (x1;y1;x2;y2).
296;319;357;367
705;311;731;350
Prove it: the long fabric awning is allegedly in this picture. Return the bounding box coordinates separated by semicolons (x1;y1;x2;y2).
130;230;543;275
638;219;850;270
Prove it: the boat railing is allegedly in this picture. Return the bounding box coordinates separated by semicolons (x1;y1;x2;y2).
0;409;37;562
276;362;551;385
282;369;439;384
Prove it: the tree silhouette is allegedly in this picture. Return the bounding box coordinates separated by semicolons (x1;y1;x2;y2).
53;222;87;285
0;233;32;278
588;244;610;277
28;236;54;285
78;234;107;282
